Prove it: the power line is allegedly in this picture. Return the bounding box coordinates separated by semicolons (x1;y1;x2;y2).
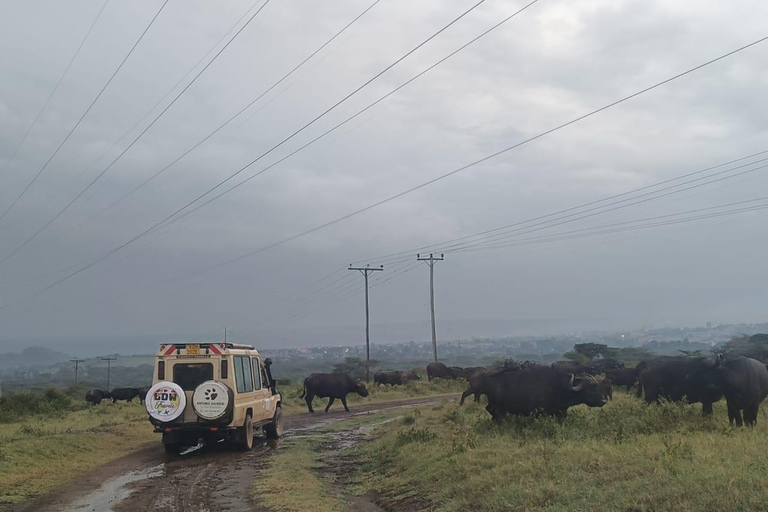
0;0;110;181
125;0;540;248
5;34;767;313
7;0;380;263
0;0;169;225
0;0;273;263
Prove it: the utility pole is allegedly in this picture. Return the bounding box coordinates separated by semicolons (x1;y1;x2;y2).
70;359;85;386
348;264;384;383
101;356;117;390
417;253;444;363
224;327;228;344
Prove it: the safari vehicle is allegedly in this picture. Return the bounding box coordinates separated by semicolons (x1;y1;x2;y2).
146;342;283;454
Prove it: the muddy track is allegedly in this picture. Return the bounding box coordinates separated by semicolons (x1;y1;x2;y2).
4;395;455;512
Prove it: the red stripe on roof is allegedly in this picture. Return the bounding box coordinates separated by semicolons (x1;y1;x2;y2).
209;344;222;355
163;344;177;356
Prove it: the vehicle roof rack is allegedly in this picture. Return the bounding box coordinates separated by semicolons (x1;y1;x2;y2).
223;343;255;350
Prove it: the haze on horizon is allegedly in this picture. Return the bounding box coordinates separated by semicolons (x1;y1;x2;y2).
1;0;767;353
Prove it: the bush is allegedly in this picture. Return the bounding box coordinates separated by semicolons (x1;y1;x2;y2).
0;388;83;423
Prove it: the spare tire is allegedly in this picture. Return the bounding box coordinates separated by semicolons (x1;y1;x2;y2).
146;382;186;422
192;381;233;421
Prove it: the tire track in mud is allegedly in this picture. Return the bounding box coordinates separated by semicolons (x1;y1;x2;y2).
3;395;455;512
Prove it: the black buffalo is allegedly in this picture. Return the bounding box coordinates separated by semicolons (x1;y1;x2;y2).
85;389;111;405
138;386;151;404
601;379;613;401
374;370;420;386
110;387;140;403
638;357;723;415
450;366;485;380
710;355;768;426
426;362;454;381
483;366;607;420
605;368;638;391
504;359;536;370
299;373;369;413
460;368;507;405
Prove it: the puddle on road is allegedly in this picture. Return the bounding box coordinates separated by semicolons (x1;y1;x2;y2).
56;464;164;512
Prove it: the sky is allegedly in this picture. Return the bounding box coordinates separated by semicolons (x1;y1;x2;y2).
1;0;767;352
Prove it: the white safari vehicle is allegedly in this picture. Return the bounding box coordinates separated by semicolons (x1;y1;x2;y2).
145;342;283;454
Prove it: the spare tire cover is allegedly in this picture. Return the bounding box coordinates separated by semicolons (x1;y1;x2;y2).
192;381;232;420
146;382;186;422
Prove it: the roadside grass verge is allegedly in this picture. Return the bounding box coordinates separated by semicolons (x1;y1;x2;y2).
253;409;403;512
280;378;465;415
0;402;153;505
351;392;768;512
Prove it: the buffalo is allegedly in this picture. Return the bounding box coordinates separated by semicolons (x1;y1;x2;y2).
600;378;613;401
85;389;111;405
605;367;638;391
460;368;508;405
710;355;768;426
374;370;420;386
426;362;453;381
637;357;723;415
110;387;140;403
299;373;369;413
483;366;607;421
138;386;151;404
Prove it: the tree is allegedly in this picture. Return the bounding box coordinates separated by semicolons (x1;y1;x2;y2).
332;357;379;381
571;343;615;360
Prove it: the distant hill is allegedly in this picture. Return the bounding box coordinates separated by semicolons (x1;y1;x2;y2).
0;346;71;371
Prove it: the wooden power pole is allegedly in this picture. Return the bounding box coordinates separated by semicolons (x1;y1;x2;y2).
70;359;85;386
101;356;117;390
417;253;444;363
348;264;383;383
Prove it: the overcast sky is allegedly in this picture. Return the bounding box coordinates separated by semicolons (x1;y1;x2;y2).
1;0;767;351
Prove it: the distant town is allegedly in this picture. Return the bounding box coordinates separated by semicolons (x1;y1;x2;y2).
1;321;766;392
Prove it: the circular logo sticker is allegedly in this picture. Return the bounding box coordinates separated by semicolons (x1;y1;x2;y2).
192;381;231;420
146;382;186;422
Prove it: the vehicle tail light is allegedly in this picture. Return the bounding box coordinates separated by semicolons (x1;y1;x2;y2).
210;427;219;432
158;361;165;380
221;360;228;379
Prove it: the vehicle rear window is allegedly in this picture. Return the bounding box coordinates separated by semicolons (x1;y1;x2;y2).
173;363;213;391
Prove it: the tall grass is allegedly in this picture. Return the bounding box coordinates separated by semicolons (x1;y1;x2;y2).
0;388;87;423
353;392;768;512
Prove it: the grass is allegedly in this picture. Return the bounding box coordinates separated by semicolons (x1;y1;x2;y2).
351;392;768;512
253;436;346;512
279;377;465;415
253;409;404;512
0;401;154;505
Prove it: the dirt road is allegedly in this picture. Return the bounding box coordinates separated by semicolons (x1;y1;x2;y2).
6;395;453;512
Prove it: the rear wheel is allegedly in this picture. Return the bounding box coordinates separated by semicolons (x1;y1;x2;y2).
265;406;284;439
237;414;254;450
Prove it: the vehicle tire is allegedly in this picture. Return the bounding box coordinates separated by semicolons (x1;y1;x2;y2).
237;414;254;450
265;406;284;439
164;443;183;455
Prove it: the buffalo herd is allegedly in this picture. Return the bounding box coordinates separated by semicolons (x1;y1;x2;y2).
84;386;151;405
456;354;768;426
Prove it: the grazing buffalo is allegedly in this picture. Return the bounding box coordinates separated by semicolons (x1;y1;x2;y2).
138;386;151;404
110;387;140;403
460;368;505;405
426;362;454;381
299;373;369;413
604;368;638;392
374;370;420;386
483;366;607;421
85;389;111;405
710;355;768;426
638;357;722;415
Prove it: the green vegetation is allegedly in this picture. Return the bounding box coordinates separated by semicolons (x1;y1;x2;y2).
0;402;153;504
352;393;768;512
253;436;347;512
0;387;87;423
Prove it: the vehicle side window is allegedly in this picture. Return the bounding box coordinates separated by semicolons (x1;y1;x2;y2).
234;356;254;393
261;366;271;389
252;359;262;390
